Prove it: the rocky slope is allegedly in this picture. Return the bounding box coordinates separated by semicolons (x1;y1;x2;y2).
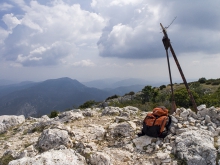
0;105;220;165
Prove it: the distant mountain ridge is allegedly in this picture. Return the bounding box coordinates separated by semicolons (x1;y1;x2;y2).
0;79;18;86
0;81;37;98
0;77;164;117
0;77;111;117
82;78;164;89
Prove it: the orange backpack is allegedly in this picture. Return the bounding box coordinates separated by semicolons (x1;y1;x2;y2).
141;107;171;138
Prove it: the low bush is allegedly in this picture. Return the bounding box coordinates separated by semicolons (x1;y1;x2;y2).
49;110;59;118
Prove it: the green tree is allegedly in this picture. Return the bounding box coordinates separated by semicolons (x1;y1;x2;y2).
190;82;203;96
127;91;135;95
174;88;199;108
79;100;96;109
159;85;166;90
106;95;119;101
198;77;206;84
49;110;59;118
205;87;220;106
141;86;159;104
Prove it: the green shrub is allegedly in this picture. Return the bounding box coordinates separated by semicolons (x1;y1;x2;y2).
49;110;59;118
159;85;166;90
173;88;199;108
124;91;135;96
198;77;206;83
212;81;220;85
79;100;96;109
106;95;119;101
31;125;46;133
0;153;14;165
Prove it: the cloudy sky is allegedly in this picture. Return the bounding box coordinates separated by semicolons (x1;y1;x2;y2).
0;0;220;83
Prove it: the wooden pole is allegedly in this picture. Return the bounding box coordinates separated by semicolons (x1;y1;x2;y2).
160;23;198;113
165;49;176;114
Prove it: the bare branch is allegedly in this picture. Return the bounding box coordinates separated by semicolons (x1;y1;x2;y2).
165;16;177;29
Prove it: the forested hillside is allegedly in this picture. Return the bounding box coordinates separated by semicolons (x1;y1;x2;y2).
86;77;220;112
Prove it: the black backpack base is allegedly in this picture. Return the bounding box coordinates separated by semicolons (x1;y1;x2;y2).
138;115;172;138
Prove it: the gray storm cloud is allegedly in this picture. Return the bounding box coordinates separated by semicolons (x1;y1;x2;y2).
95;0;220;59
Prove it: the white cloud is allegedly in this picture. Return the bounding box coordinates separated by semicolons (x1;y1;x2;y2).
72;60;95;67
10;41;75;66
9;62;22;68
1;0;106;66
192;61;200;65
91;0;97;7
0;3;13;11
0;27;9;45
2;13;21;30
1;0;220;83
125;63;134;67
95;1;165;58
11;0;29;11
30;46;47;55
110;0;142;6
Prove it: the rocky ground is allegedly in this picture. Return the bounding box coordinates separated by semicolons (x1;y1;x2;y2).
0;105;220;165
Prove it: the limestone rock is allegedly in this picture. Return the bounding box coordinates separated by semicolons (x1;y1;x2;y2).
0;115;25;133
176;128;187;135
123;106;139;112
175;108;181;116
122;106;139;116
108;122;136;138
205;115;211;124
132;136;155;151
171;116;178;123
102;107;121;116
73;124;106;142
197;104;206;111
89;152;112;165
180;109;189;121
8;149;86;165
103;148;133;164
82;108;98;117
37;128;73;151
1;104;220;165
58;111;84;123
174;130;216;165
115;116;129;123
156;152;170;160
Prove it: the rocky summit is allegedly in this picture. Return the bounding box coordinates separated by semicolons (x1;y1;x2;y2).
0;105;220;165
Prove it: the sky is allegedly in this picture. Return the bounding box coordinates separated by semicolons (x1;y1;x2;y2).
0;0;220;83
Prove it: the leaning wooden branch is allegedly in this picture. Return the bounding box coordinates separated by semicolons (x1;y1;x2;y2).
160;23;198;113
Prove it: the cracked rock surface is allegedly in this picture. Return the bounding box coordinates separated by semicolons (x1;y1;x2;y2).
0;105;220;165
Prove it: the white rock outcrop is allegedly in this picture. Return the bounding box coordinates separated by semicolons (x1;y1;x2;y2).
102;106;121;116
8;149;86;165
174;130;216;165
57;111;84;123
89;152;112;165
0;115;25;133
1;105;220;165
73;124;106;142
108;121;136;137
38;128;73;151
133;135;155;151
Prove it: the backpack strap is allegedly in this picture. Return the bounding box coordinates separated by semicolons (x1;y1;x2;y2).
159;115;172;138
166;115;172;130
159;116;168;134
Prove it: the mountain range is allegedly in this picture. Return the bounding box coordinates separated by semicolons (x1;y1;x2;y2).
0;77;154;117
82;78;166;89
